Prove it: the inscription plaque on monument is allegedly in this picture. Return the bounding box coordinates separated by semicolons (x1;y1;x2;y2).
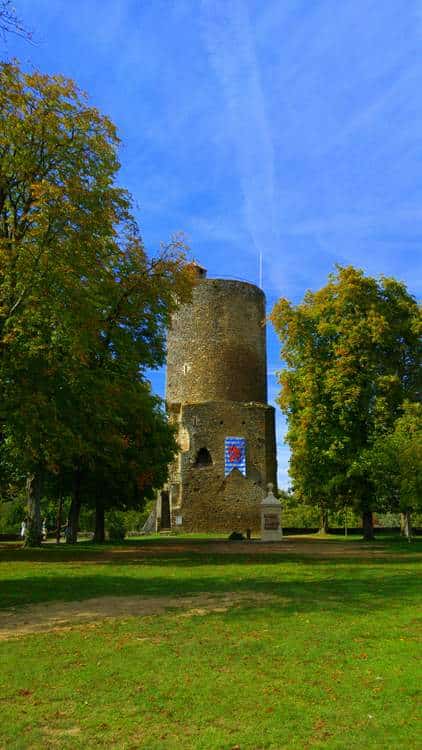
264;513;279;530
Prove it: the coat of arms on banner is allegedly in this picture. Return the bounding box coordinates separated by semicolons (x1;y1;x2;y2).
224;437;246;476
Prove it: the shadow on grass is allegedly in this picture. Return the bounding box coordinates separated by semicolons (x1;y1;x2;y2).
0;565;420;615
0;542;421;567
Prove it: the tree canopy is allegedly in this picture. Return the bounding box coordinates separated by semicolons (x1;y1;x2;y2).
354;402;422;537
271;265;421;539
0;61;195;545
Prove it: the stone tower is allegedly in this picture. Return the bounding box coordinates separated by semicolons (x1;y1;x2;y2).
157;264;277;533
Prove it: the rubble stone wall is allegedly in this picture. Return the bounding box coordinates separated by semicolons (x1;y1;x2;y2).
161;275;277;534
166;279;267;405
168;401;276;533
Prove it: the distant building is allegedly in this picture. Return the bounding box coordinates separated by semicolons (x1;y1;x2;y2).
156;264;277;533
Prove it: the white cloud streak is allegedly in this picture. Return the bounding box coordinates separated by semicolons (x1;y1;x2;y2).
200;0;280;283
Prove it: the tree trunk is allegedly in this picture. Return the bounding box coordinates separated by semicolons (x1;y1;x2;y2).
362;510;375;541
56;492;64;545
400;512;405;536
402;511;412;542
318;508;329;534
66;469;82;544
25;471;43;547
93;500;105;543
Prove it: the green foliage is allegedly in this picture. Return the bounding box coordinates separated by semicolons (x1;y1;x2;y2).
279;491;321;527
375;512;401;527
279;491;361;528
356;402;422;513
106;510;126;542
0;61;195;544
271;266;421;520
0;496;24;533
123;503;154;532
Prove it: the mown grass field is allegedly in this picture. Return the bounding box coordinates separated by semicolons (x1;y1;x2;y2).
0;535;420;749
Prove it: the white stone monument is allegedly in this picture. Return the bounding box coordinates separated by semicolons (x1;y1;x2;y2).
261;483;283;542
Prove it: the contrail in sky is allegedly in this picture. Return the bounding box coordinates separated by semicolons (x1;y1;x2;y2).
200;0;279;287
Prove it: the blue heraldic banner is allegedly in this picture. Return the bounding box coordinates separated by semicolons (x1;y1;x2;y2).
224;437;246;477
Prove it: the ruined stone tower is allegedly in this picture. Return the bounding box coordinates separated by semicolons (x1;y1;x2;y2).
157;264;277;533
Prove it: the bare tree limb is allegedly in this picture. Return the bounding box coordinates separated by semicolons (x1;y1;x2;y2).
0;1;33;42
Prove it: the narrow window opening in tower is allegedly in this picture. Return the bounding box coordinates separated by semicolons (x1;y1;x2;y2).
194;447;212;467
183;363;191;375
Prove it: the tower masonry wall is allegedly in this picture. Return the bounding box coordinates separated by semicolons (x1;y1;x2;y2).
166;279;267;404
158;273;278;534
167;401;277;532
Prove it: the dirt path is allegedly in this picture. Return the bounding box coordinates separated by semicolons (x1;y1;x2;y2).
71;538;415;562
1;537;408;563
0;591;282;640
110;539;400;558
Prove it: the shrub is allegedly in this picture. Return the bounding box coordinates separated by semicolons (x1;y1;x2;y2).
107;511;126;542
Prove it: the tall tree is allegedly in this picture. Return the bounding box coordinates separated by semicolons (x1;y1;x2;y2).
83;383;178;544
0;61;194;545
355;402;422;540
271;266;421;540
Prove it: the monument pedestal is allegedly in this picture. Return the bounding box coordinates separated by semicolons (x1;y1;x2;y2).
261;483;283;542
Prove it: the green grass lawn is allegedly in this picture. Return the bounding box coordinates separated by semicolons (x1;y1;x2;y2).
0;536;420;749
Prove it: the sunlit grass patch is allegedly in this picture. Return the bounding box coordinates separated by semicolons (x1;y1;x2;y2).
0;538;420;749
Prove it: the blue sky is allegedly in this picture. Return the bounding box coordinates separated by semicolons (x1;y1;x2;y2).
6;0;422;487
